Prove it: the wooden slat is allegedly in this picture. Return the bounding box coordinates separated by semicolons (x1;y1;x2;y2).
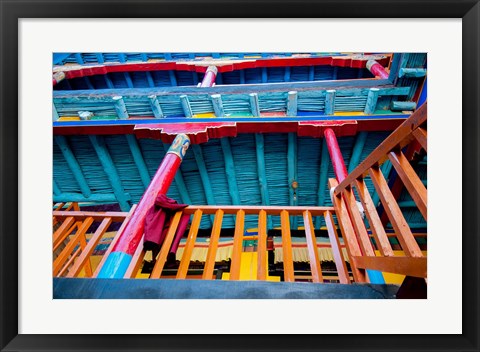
328;179;367;283
177;210;203;279
124;236;146;279
257;210;268;281
57;247;82;277
303;210;323;283
151;211;183;279
182;205;334;216
52;217;75;248
335;102;427;195
229;210;245;281
78;225;93;277
93;204;137;277
52;211;128;222
66;217;112;278
369;167;423;257
342;188;376;256
354;178;394;257
388;149;427;220
53;217;94;276
53;220;82;252
352;256;427;278
280;210;295;282
201;209;224;280
412;127;427;152
324;210;350;284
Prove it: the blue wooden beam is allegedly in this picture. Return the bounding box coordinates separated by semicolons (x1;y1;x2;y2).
254;134;273;230
148;95;164;118
53;179;61;196
315;138;330;228
74;53;84;64
220;137;241;205
287;91;298;117
211;94;225;117
348;132;368;173
112;96;129;119
180;95;193;117
398;68;427;78
284;67;291;82
104;75;115;89
288;133;298;229
192;144;215;225
125;135;151;190
124;72;134;88
308;66;315;81
89;135;131;211
145;72;155;88
83;77;94;90
239;70;245;84
249;93;260;117
169;70;177;86
364;88;380;115
390;101;417;111
54;136;91;198
261;68;268;83
325;90;336;115
161;143;191;205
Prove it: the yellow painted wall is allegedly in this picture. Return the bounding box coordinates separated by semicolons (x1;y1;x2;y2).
222;252;280;282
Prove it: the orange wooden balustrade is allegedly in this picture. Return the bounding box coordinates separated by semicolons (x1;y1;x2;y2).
52;206;135;278
331;102;428;281
120;205;353;283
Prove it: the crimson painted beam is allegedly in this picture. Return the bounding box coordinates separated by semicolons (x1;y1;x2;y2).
200;66;218;87
97;133;191;278
366;60;389;80
324;127;385;284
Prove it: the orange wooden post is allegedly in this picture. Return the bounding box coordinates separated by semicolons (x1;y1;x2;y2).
388;149;427;220
177;209;203;279
57;247;82;277
328;179;367;282
324;210;350;284
67;217;112;277
53;217;94;276
150;211;183;279
202;209;224;280
53;217;75;249
280;210;295;282
412;127;427;152
93;205;137;277
354;178;394;257
229;210;245;280
257;210;268;281
352;256;427;278
342;188;376;257
303;210;323;283
369;167;423;257
124;237;146;279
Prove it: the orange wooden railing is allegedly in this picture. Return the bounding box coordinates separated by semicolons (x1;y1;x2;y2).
331;102;427;282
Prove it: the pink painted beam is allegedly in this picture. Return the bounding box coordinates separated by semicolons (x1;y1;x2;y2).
97;134;190;278
366;59;389;80
324;128;348;182
199;66;218;87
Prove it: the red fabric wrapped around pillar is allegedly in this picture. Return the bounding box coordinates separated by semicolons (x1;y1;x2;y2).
143;194;190;257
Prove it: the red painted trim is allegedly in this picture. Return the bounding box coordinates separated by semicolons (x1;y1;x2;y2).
57;55;391;81
112;152;182;255
53;119;404;140
324;128;348;182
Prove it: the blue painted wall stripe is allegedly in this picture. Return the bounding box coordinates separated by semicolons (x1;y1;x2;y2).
54;135;92;198
97;251;133;278
89;135;131;211
53;193;128;203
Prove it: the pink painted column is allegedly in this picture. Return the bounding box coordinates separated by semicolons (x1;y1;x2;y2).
324;128;385;284
200;66;218;87
366;59;389;80
98;133;191;278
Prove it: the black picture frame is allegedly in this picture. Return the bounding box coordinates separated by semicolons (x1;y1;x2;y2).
1;1;478;351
